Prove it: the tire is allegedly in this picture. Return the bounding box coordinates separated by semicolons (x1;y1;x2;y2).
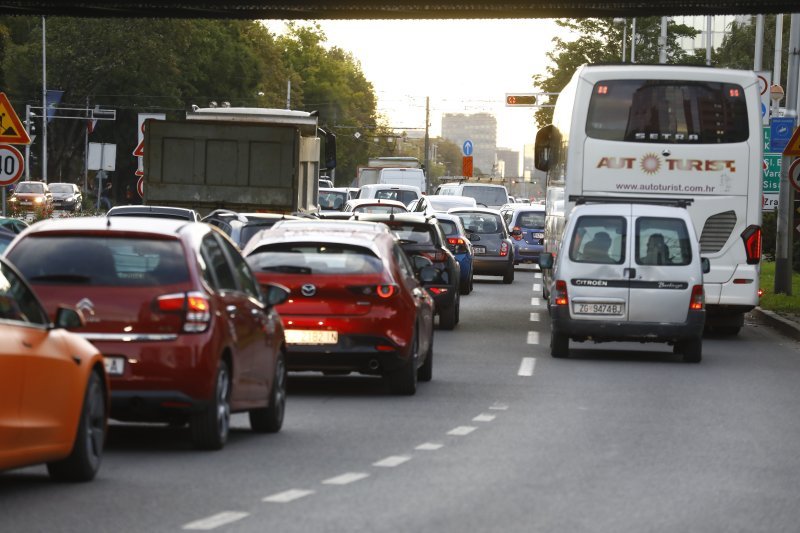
503;265;515;284
460;269;472;295
438;300;457;330
454;294;460;324
550;332;569;358
191;360;231;450
387;331;418;395
681;337;702;363
47;370;106;482
249;352;287;433
417;330;433;382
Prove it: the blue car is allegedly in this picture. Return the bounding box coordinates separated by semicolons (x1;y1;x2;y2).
500;204;546;266
434;213;474;295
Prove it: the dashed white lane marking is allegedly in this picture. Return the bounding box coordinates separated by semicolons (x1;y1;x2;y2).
534;272;542;279
518;357;536;377
373;455;412;467
473;414;496;422
530;312;541;321
416;442;444;451
490;403;509;411
531;297;542;306
323;472;370;485
263;489;315;503
527;331;540;344
182;512;249;530
448;426;477;436
533;283;541;292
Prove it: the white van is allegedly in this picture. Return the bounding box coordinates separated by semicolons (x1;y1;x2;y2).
435;182;509;209
539;198;709;363
378;167;426;192
357;183;422;207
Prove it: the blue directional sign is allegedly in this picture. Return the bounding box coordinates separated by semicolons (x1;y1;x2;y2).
462;140;473;156
770;117;796;153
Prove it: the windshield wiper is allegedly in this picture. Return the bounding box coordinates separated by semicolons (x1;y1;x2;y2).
28;274;92;283
260;265;312;274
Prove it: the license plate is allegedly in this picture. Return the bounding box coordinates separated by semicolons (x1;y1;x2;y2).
284;329;338;345
103;357;125;376
473;246;486;255
573;303;624;315
533;232;544;239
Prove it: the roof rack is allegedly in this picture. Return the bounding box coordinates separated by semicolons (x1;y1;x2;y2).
569;195;693;208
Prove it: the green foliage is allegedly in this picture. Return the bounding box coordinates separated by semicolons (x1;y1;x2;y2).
533;17;699;128
712;15;790;73
759;260;800;314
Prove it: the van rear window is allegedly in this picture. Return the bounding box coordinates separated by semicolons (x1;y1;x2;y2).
587;79;749;144
570;216;626;264
635;217;692;266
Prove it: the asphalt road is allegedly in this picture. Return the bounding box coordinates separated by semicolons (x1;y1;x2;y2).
2;267;800;533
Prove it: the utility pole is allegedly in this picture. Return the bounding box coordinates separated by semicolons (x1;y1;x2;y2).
423;97;430;193
41;15;47;183
773;14;784;117
705;16;713;66
631;18;637;64
775;14;800;295
659;16;668;64
754;14;765;71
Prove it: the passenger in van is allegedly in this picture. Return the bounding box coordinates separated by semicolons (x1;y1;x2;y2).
582;231;614;263
644;233;670;265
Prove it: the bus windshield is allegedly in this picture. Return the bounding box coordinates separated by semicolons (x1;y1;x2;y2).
586;80;749;144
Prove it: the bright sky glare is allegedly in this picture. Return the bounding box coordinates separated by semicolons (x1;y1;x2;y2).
265;19;568;156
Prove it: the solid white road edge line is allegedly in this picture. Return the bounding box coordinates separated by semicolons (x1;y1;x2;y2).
448;426;477;436
182;512;249;530
322;472;370;485
518;357;536;377
373;455;412;467
263;489;315;503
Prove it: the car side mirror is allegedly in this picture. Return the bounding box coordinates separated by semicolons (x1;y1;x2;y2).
54;307;84;329
538;252;554;269
261;283;290;308
701;257;710;274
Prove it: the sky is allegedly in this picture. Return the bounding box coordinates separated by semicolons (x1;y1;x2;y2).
265;19;569;157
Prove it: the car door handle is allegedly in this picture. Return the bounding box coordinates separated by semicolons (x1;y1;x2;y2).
623;268;636;279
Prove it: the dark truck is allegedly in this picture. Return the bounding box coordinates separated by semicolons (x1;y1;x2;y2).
143;107;336;215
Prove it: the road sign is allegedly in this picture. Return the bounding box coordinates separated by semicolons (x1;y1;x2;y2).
789;159;800;193
756;71;771;125
505;93;537;107
137;175;144;198
0;144;24;186
462;156;473;178
0;93;31;145
770;117;795;152
784;125;800;157
462;140;473;156
763;154;781;193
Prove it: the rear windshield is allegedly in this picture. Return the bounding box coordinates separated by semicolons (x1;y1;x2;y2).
239;222;279;247
569;216;627;264
49;183;74;193
462;186;507;206
587;79;749;143
353;204;406;214
456;213;503;234
319;190;347;210
7;236;190;286
437;220;458;237
246;243;383;275
374;189;418;205
384;223;435;245
635;217;692;266
516;211;545;228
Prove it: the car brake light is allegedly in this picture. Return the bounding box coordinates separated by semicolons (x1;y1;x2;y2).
554;280;568;306
512;226;523;241
446;237;468;254
156;291;211;333
428;287;448;295
500;241;509;257
377;285;396;298
447;237;465;246
689;285;704;310
348;284;397;298
741;225;762;265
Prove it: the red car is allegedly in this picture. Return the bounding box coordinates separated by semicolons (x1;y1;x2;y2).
5;216;289;450
243;220;435;395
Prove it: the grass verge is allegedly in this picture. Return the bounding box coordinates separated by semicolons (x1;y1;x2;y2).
758;261;800;315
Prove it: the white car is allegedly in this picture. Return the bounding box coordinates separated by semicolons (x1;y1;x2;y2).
357;183;422;208
410;195;477;216
344;198;409;215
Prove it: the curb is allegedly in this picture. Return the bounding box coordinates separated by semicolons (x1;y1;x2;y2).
750;307;800;343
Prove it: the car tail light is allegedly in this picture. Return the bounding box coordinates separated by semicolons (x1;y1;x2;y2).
741;225;762;265
421;251;448;263
512;226;523;241
376;285;396;298
758;288;764;298
428;287;449;295
349;284;397;298
689;285;705;310
447;237;468;254
554;280;568;306
500;241;509;257
156;291;211;333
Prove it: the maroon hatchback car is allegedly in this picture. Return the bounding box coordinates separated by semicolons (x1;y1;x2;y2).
5;216;289;450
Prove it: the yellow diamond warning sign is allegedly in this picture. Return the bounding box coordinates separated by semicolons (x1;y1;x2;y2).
783;125;800;157
0;92;31;145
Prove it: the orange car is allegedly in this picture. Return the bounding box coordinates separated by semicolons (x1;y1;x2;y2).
0;258;109;482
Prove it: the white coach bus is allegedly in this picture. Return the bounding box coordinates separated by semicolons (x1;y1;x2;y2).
535;65;762;335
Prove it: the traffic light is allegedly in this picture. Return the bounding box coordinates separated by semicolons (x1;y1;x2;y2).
505;94;537;107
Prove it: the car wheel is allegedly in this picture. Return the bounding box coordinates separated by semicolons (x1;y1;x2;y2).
191;360;231;450
680;337;702;363
550;331;569;358
460;271;472;295
417;330;433;382
438;300;457;330
454;294;460;324
47;370;106;482
503;264;515;284
249;351;287;433
386;330;418;395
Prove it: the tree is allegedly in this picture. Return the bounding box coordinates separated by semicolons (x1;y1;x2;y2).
532;17;699;128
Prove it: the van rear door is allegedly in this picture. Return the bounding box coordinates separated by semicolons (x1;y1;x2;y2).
627;205;698;323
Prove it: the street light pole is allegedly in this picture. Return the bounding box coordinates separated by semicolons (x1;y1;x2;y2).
631;18;637;64
41;15;47;183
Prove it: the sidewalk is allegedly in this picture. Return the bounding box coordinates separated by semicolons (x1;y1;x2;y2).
750;307;800;342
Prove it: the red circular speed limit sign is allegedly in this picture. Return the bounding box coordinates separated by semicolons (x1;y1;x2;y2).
789;159;800;193
0;144;24;186
137;175;144;198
